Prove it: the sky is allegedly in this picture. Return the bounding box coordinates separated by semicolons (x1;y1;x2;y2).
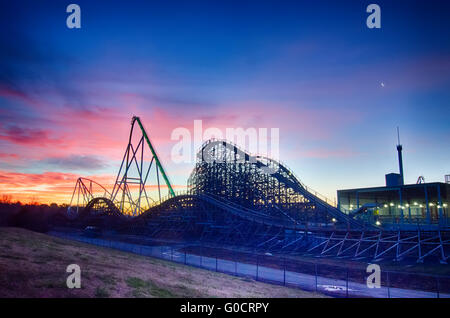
0;0;449;204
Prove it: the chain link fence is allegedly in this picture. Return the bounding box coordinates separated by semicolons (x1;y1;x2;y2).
51;232;449;298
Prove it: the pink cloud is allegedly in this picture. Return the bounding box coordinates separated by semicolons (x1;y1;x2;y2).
0;125;64;147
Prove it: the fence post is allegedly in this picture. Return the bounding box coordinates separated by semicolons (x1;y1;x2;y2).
215;256;218;272
436;276;440;298
200;245;202;267
256;254;259;281
283;257;286;286
387;271;391;298
346;268;349;298
315;263;318;293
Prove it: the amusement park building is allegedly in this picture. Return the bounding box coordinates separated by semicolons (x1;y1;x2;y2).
337;182;449;226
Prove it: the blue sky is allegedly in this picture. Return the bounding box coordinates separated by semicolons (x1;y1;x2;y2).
0;0;449;203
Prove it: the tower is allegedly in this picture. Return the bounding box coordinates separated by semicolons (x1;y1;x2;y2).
396;127;404;185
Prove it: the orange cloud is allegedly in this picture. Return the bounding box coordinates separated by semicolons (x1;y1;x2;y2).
0;170;186;205
0;171;112;205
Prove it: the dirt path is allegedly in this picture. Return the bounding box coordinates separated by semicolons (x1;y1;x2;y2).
0;227;326;298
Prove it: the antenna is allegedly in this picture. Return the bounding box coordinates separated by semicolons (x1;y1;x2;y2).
396;127;404;185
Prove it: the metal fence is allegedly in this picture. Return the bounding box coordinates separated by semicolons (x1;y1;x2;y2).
51;232;450;298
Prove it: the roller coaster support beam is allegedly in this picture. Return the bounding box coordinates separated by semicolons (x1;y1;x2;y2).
133;116;175;197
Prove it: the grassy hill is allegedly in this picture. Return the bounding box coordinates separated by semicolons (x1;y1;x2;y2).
0;227;324;298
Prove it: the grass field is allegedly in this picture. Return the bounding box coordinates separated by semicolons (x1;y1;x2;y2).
0;227;326;298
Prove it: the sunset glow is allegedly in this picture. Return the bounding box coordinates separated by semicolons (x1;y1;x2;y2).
1;1;449;204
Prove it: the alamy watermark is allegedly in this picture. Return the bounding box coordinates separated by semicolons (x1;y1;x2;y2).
170;120;280;173
66;4;81;29
366;4;381;29
366;264;381;288
66;264;81;289
66;4;379;30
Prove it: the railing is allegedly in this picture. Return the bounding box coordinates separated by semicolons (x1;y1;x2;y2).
277;158;336;207
377;215;449;227
144;191;300;228
198;139;337;207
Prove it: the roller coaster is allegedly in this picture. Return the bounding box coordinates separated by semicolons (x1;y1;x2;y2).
67;116;450;263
